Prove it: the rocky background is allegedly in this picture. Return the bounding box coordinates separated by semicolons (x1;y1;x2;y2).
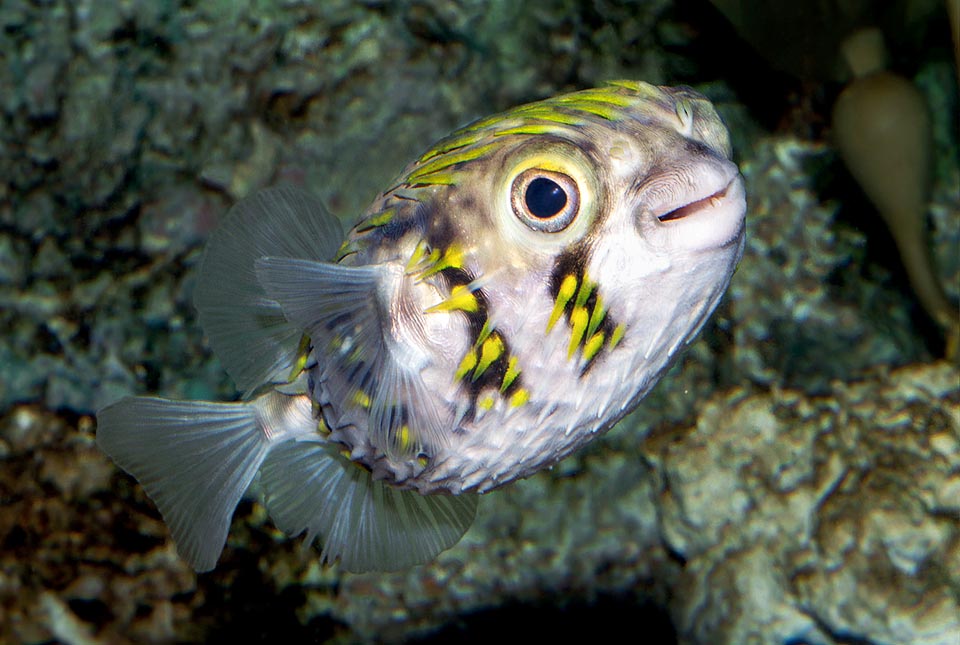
1;1;957;644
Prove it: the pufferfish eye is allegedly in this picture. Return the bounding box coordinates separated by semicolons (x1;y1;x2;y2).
510;168;580;233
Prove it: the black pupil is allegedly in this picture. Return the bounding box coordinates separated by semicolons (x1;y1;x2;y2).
525;177;567;218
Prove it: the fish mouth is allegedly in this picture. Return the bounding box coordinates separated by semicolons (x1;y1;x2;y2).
656;179;735;222
644;163;746;251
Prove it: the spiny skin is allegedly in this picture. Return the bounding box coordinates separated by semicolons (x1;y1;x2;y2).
94;81;746;573
307;81;746;494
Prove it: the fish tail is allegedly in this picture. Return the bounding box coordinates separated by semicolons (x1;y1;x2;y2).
96;392;313;571
259;440;478;572
97;392;477;572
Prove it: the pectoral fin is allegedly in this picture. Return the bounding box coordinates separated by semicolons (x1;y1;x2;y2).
255;257;452;458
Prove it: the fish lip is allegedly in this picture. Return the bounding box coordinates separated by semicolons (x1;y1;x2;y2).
642;163;746;251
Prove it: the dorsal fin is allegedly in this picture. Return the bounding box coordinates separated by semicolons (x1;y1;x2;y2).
194;187;344;396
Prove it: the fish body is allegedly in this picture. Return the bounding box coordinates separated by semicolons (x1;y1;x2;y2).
97;81;746;572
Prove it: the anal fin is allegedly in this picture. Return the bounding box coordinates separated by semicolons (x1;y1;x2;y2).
260;439;478;572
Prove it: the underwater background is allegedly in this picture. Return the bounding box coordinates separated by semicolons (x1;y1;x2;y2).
1;1;957;643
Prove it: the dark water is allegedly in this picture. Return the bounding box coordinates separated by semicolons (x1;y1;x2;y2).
1;1;957;643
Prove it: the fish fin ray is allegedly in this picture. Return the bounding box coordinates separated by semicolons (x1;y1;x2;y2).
96;393;315;571
194;187;344;395
255;257;451;457
260;440;477;571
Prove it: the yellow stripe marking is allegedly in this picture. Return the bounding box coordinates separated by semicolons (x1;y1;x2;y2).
568;306;588;359
476;320;493;346
609;323;626;349
547;274;577;332
334;239;360;262
473;334;504;380
398;425;411;451
418;244;464;278
407;142;499;182
586;293;605;338
583;332;605;362
287;334;311;382
509;388;529;408
355;208;395;232
406;240;430;272
425;284;478;314
500;356;520;393
574;273;593;308
407;170;458;186
455;350;478;381
351;390;372;409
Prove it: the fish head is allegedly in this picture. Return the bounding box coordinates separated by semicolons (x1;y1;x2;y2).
323;82;746;490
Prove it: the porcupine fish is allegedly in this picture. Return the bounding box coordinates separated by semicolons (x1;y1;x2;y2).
96;80;746;573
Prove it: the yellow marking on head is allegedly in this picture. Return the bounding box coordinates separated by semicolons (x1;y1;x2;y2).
425;284;479;314
418;130;485;163
555;101;623;121
473;334;504;380
547;274;578;332
494;124;562;137
455;349;478;381
557;88;636;108
407;170;458;187
407;142;499;183
510;388;530;408
586;293;606;338
476;320;493;346
478;395;495;411
513;105;585;125
500;355;520;393
406;240;430;272
417;244;464;279
574;273;593;308
355;208;395;232
334;239;360;262
609;323;626;349
583;332;605;362
417;455;429;467
568;306;589;359
567;307;589;359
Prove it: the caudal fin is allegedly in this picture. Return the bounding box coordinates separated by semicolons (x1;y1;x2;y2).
96;396;280;571
98;392;476;573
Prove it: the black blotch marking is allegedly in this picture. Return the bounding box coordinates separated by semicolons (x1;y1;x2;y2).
440;266;487;341
437;266;523;416
424;199;459;253
549;246;620;376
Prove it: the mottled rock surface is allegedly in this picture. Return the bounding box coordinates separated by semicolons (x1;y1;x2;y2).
1;1;957;644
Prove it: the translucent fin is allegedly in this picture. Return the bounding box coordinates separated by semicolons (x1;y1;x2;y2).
194;187;344;395
260;439;478;572
256;257;451;458
96;392;316;571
